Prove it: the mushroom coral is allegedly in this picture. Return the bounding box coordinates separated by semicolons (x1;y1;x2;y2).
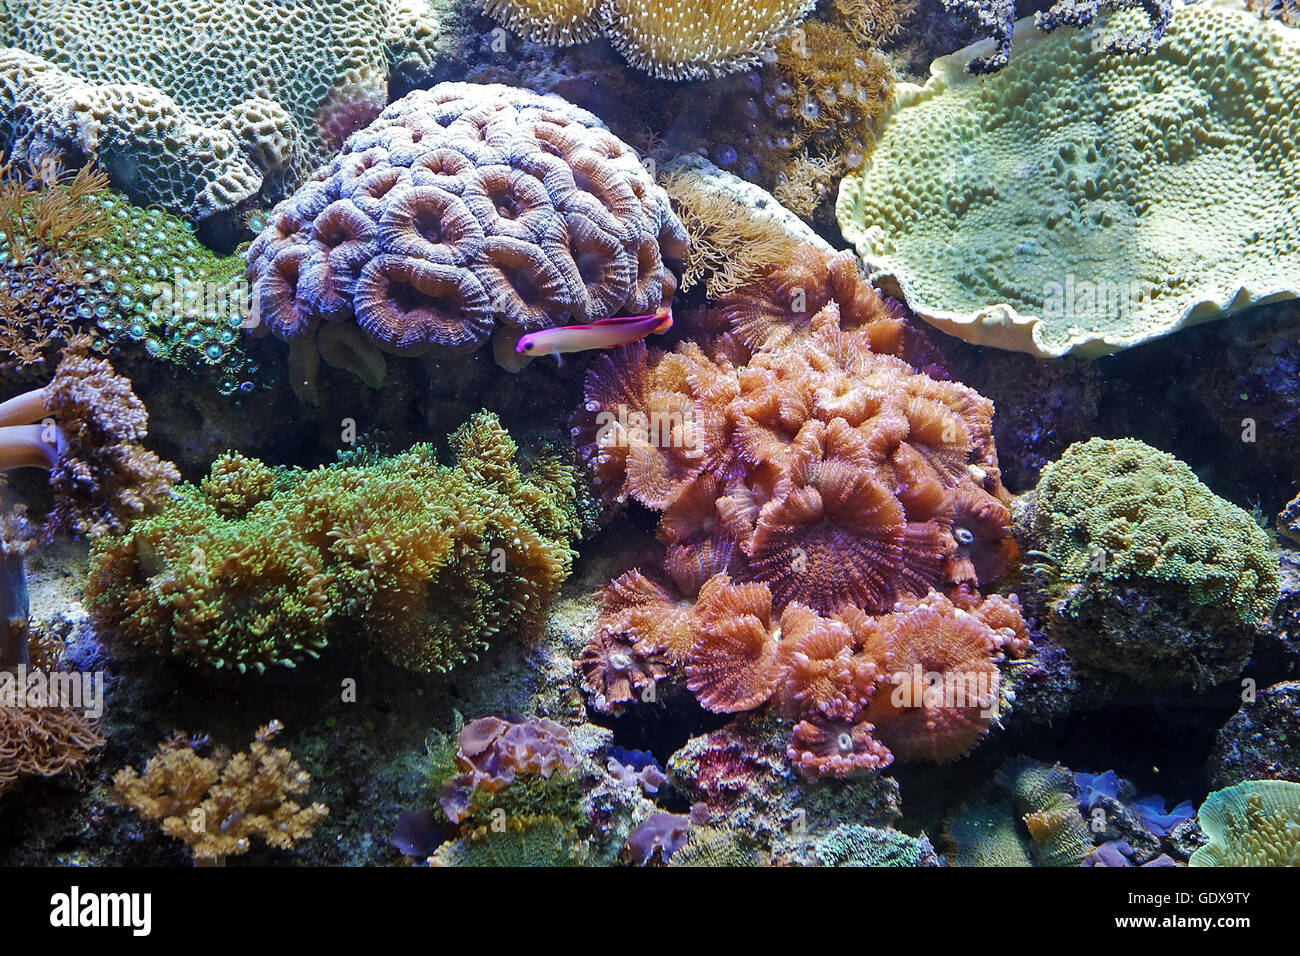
0;335;179;539
87;411;583;674
575;245;1013;619
575;245;1026;774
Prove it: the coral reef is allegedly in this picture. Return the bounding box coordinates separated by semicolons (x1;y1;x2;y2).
1015;438;1277;691
112;720;329;864
1189;779;1300;866
0;160;108;371
246;82;687;393
812;824;938;866
0;0;452;217
667;712;902;864
0;336;179;539
0;158;254;387
837;0;1300;357
673;19;894;220
87;411;582;673
575;245;1027;771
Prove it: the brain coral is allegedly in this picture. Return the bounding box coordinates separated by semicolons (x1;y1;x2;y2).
0;50;269;221
0;0;451;217
1017;437;1278;690
836;0;1300;357
246;82;687;371
1189;780;1300;866
87;411;582;674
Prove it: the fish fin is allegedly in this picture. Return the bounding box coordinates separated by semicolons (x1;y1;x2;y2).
652;314;673;334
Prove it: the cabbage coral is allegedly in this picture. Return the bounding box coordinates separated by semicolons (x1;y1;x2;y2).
1189;780;1300;867
88;411;583;674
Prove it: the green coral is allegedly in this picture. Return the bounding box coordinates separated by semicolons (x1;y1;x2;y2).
1190;780;1300;867
428;815;587;867
668;826;763;867
87;411;582;674
1019;437;1278;690
836;0;1300;358
945;798;1032;867
73;193;253;389
813;825;935;867
999;758;1094;867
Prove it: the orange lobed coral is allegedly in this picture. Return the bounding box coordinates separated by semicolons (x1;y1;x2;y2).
575;245;1026;773
577;245;1011;618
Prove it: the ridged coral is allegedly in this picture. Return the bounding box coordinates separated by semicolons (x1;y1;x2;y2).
0;49;271;220
837;0;1300;357
0;0;451;217
246;82;687;381
1018;437;1278;690
87;411;581;674
112;720;329;864
1189;780;1300;867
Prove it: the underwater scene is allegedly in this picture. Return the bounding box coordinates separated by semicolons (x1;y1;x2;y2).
1;0;1299;888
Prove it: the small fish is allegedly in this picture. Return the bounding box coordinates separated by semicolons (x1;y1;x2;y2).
515;307;672;363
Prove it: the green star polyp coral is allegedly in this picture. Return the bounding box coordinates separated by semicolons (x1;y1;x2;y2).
1017;437;1279;690
87;412;583;674
836;0;1300;357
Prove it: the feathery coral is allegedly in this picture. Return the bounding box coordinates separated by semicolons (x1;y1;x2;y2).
112;720;328;864
87;411;581;674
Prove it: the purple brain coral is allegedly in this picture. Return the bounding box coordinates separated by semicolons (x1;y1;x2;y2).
246;82;689;366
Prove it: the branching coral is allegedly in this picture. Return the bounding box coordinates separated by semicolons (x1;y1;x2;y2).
0;336;179;538
112;720;328;864
88;411;581;674
246;83;687;391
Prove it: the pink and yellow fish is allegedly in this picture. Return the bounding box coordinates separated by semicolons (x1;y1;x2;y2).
515;307;673;362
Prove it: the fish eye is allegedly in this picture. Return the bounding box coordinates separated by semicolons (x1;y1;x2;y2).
523;342;533;351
